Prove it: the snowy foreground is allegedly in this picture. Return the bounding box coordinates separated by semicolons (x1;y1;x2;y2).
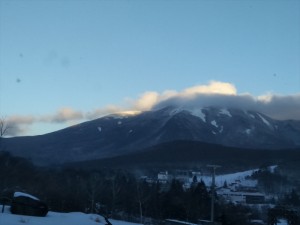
0;208;289;225
0;207;141;225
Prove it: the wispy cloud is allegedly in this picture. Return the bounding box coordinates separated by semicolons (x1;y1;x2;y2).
41;107;84;123
3;81;300;136
256;94;300;120
5;116;35;136
85;105;123;120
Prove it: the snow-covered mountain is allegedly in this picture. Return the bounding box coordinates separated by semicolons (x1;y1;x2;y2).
1;106;300;165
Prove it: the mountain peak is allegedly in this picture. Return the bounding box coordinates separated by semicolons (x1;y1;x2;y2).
3;105;300;165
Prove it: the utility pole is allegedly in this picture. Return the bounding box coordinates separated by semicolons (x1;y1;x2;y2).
207;165;221;224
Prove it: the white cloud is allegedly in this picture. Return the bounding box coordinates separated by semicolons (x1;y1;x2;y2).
41;107;83;123
131;91;159;111
132;81;300;122
3;81;300;136
255;94;300;120
182;81;237;96
7;115;35;125
153;86;300;121
125;81;238;111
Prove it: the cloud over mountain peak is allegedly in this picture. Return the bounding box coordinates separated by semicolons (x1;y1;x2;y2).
4;81;300;136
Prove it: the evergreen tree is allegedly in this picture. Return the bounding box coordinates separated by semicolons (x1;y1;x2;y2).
162;179;185;220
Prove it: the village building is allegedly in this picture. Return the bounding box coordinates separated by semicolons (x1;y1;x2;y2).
216;188;265;204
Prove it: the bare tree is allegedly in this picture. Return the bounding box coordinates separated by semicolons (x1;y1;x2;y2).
0;117;10;152
136;181;150;224
86;172;103;213
107;174;122;217
0;117;9;137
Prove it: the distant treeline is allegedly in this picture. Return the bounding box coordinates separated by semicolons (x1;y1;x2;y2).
66;140;300;174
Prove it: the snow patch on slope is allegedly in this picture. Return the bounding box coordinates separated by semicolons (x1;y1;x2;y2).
247;112;256;119
189;109;206;122
245;129;251;135
257;114;271;127
219;109;232;117
211;120;218;128
169;108;183;116
219;126;224;133
169;107;207;122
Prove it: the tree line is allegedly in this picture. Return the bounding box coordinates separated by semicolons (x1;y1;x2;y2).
0;151;260;225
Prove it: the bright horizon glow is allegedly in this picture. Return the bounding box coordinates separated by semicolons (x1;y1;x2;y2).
0;0;299;136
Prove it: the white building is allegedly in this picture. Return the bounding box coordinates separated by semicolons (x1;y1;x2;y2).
158;171;171;183
217;188;265;204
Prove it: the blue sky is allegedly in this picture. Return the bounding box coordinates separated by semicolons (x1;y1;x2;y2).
0;0;300;136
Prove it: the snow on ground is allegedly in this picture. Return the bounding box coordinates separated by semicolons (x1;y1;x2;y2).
0;207;141;225
277;219;288;225
165;219;197;225
195;168;260;187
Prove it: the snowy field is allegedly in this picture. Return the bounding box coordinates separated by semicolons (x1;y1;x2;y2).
195;165;277;187
195;168;258;187
277;219;288;225
0;207;141;225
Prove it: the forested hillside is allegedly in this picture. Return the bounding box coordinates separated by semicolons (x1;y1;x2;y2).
1;151;300;225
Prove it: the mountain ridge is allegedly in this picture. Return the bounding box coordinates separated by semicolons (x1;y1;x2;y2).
1;106;300;165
